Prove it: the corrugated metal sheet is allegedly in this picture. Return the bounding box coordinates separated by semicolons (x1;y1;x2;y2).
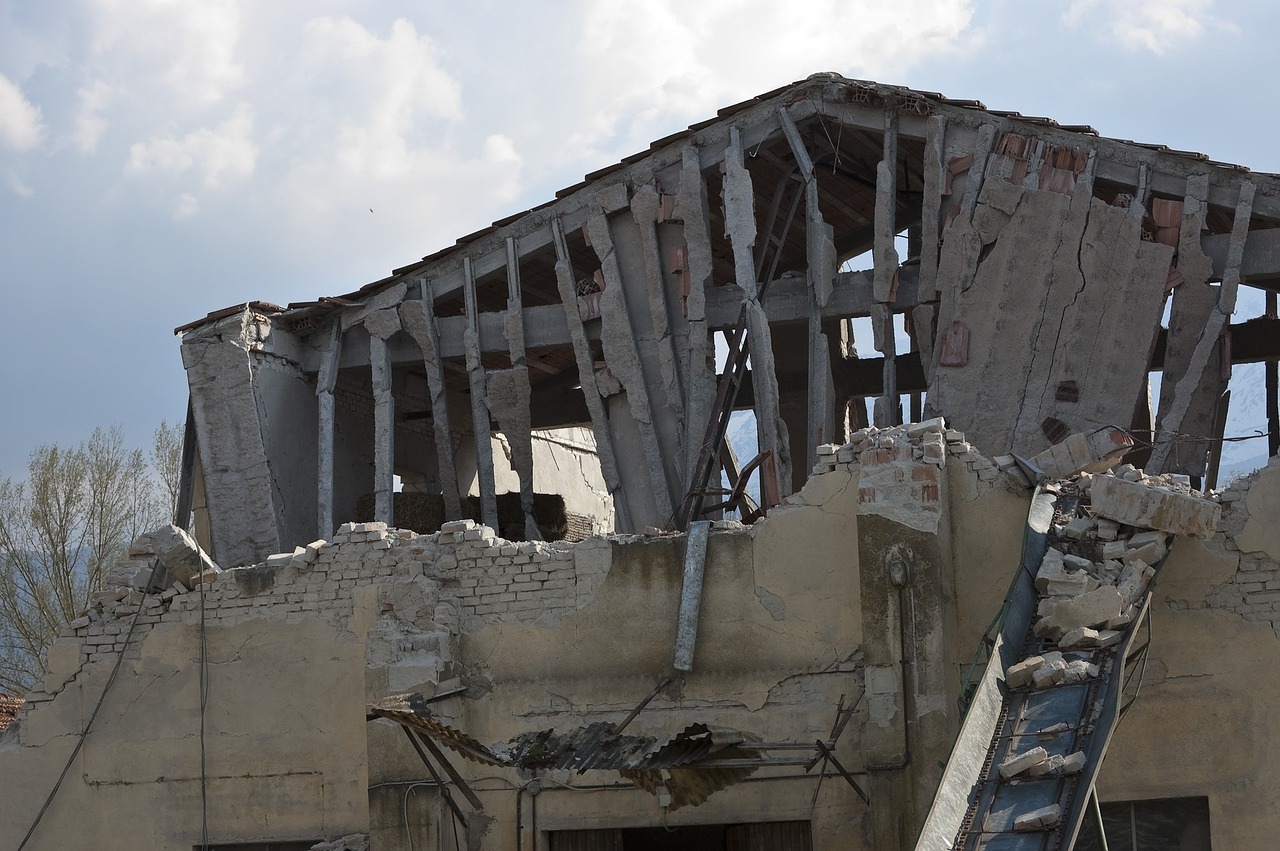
368;692;506;766
371;693;769;810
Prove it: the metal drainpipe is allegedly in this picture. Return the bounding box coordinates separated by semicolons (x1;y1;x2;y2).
516;787;524;851
867;583;913;771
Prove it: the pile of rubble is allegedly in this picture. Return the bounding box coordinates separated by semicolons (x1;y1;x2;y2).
812;417;954;473
993;460;1223;834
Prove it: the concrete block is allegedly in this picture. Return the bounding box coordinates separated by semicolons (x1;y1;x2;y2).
1062;516;1095;540
153;524;220;589
1101;539;1127;560
1037;586;1125;639
1006;656;1044;688
1063;554;1093;571
1095;518;1120;540
906;417;947;437
1061;751;1087;774
1058;626;1100;648
440;519;476;533
1031;659;1067;687
998;746;1049;779
1128;530;1167;548
1014;803;1061;832
1090;474;1220;538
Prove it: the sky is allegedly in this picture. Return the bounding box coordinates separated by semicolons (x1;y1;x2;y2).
0;0;1276;478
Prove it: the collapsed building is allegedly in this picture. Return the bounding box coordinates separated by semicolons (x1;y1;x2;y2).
3;74;1280;850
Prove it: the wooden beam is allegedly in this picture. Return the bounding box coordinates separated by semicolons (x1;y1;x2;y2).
399;292;463;520
586;205;676;521
315;320;342;537
497;236;539;540
918;114;947;304
726;124;791;495
873;106;900;427
462;257;499;532
779;105;836;466
1152;180;1255;473
676;143;718;487
550;217;631;531
631;181;687;434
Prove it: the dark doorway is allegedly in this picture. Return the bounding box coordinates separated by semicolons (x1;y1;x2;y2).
547;820;811;851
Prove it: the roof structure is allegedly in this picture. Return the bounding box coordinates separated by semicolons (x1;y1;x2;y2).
174;72;1280;569
177;73;1275;337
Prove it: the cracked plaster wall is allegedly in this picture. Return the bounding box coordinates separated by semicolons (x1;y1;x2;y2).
21;430;1263;850
1094;457;1280;849
928;175;1172;460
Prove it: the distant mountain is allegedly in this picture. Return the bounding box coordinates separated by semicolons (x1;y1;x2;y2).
1220;361;1271;483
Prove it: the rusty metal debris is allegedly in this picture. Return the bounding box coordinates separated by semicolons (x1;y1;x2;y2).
370;693;793;810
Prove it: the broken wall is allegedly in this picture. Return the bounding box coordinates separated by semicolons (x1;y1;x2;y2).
928;173;1172;460
1096;458;1280;848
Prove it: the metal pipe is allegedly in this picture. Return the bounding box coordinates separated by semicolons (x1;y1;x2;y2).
673;520;712;671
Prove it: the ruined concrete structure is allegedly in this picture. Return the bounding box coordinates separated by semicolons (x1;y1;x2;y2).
4;75;1280;850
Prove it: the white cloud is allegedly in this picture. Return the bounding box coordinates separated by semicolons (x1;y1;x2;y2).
1062;0;1226;54
88;0;244;103
0;73;45;152
298;16;464;180
173;193;199;220
3;169;34;198
572;0;976;160
126;105;257;188
72;80;114;153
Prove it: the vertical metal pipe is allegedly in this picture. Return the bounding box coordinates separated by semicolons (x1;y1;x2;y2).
673;520;712;672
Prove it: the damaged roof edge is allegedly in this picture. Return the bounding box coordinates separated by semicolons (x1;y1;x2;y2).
174;72;1279;336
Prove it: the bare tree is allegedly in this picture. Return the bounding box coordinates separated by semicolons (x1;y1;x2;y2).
152;419;185;523
0;425;176;693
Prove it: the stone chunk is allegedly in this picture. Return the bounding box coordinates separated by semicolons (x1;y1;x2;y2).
1090;475;1220;538
152;524;220;590
1058;626;1100;648
999;746;1049;779
1035;587;1125;640
1095;518;1120;541
441;519;476;534
1006;656;1044;688
1014;803;1061;832
1117;561;1156;606
1028;428;1133;479
906;417;947;437
1060;751;1087;774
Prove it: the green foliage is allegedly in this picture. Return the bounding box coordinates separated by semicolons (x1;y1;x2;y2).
0;425;177;694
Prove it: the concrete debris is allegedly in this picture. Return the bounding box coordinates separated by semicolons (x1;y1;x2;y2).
1089;470;1220;538
998;745;1048;779
1013;803;1061;831
153;524;221;590
1027;428;1135;480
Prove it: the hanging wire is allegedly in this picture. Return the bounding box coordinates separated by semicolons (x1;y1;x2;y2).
199;561;210;850
17;560;165;850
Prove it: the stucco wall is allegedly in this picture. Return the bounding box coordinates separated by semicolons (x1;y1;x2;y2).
1097;458;1280;848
